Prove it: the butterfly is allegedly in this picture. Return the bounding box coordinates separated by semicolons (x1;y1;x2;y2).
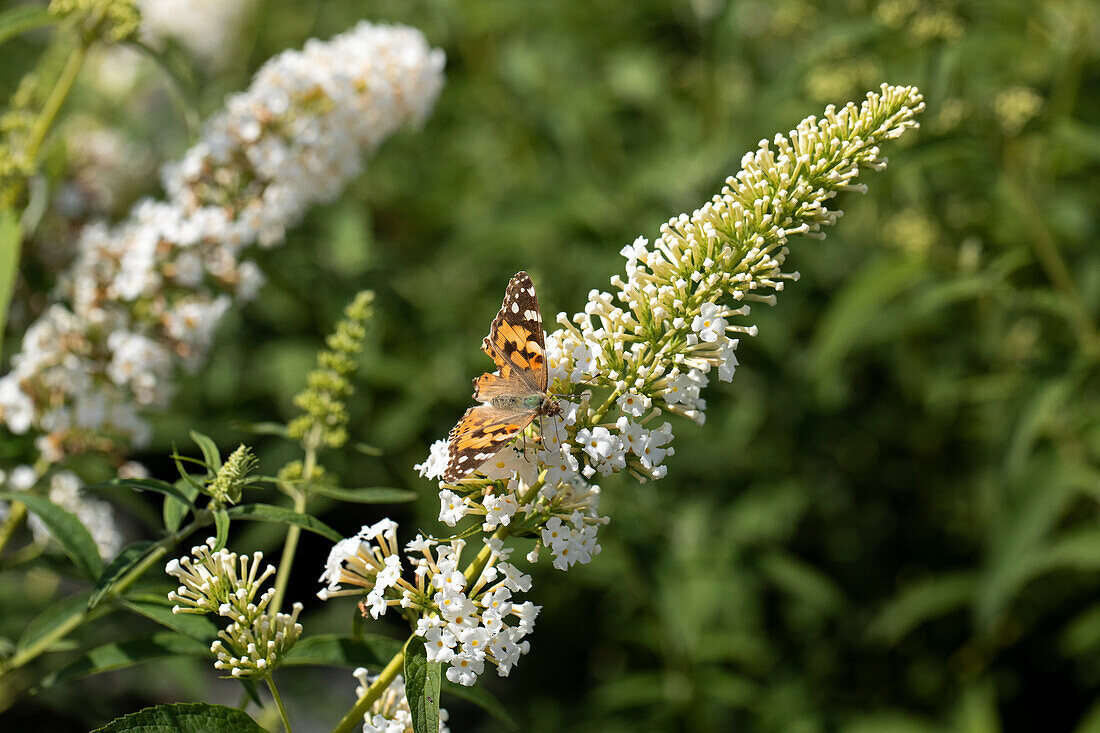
443;271;563;483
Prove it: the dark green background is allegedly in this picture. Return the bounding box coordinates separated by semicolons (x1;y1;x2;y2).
3;0;1100;730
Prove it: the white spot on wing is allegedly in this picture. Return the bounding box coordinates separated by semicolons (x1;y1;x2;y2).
511;302;519;313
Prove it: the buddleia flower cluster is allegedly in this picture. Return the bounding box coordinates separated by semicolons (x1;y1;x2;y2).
0;22;445;464
352;668;451;733
166;538;303;677
405;83;925;675
318;520;542;686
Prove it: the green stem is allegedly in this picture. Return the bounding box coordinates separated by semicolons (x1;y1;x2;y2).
330;649;404;733
25;39;87;177
270;485;305;615
2;599;86;671
272;431;319;615
0;500;28;556
266;674;293;733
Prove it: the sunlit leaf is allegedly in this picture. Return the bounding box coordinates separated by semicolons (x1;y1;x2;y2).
404;637;441;733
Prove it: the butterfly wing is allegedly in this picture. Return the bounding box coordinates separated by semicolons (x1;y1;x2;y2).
472;371;527;401
481;271;548;392
444;404;537;482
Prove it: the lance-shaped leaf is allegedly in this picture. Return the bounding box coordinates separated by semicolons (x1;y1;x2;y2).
37;632;210;689
189;430;222;472
213;509;230;550
122;599;219;642
164;478;200;533
404;636;441;733
0;492;104;579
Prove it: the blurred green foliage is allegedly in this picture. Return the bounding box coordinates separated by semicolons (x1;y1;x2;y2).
3;0;1100;730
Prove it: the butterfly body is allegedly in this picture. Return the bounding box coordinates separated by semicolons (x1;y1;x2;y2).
444;271;561;483
491;393;551;412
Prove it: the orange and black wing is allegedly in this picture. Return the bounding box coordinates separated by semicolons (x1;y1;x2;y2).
481;271;547;393
443;405;536;482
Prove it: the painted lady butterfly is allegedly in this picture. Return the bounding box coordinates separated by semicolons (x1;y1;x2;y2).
443;271;562;482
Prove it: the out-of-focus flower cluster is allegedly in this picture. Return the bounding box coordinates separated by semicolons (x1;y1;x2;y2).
352;668;451;733
0;466;126;559
0;22;445;464
318;520;543;687
137;0;254;65
166;537;303;677
49;0;141;43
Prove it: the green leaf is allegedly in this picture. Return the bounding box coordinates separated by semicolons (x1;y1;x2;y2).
171;446;209;497
164;478;200;533
88;541;156;610
189;430;222;472
231;420;289;438
122;599;218;642
86;477;195;507
0;5;55;47
0;492;104;579
38;632;209;689
404;636;441;733
90;702;266;733
808;258;925;405
226;504;342;542
441;681;518;730
282;633;404;669
213;509;230;550
307;485;417;504
237;677;263;708
867;572;976;644
18;591;92;652
758;551;846;616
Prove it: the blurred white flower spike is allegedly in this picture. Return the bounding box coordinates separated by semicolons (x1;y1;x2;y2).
0;22;446;462
138;0;256;66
